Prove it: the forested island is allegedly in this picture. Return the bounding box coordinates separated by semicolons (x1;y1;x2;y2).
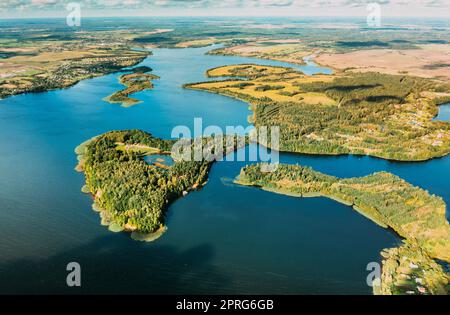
75;130;212;241
103;66;159;107
75;130;246;241
235;163;450;295
185;64;450;161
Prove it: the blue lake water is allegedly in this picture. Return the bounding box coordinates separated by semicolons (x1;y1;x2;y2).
435;103;450;121
0;46;448;294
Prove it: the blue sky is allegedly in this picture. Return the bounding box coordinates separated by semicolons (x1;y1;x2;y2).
0;0;449;18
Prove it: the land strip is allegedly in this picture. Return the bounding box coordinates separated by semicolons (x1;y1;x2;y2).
235;163;450;295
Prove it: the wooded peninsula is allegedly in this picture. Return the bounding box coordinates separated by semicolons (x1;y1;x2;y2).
75;130;246;241
185;64;450;161
75;130;212;241
235;163;450;295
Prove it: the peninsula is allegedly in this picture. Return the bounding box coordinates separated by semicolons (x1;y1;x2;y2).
235;163;450;295
0;47;150;100
75;130;246;241
185;64;450;161
75;130;212;241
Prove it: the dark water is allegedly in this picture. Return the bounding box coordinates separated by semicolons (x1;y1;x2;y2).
0;46;447;294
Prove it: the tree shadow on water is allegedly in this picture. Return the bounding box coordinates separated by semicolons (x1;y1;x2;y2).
0;234;230;294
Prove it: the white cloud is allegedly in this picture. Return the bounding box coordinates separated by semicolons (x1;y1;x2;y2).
0;0;448;16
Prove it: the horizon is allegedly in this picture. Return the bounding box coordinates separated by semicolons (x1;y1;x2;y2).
1;15;450;20
1;0;449;19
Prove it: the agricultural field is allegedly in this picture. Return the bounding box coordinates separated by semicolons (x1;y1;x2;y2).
1;17;449;99
185;64;450;161
207;40;311;65
0;24;170;99
315;44;450;82
0;38;150;99
0;15;449;296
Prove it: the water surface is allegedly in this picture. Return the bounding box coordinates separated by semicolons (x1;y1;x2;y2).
0;46;447;294
435;103;450;121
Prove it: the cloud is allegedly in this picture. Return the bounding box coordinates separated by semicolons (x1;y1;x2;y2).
0;0;448;14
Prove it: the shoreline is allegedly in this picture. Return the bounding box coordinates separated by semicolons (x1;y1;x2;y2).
235;178;390;229
234;164;450;295
184;64;450;162
74;130;216;243
0;52;150;101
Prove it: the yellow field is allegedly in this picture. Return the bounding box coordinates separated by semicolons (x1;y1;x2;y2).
212;42;312;65
6;50;102;63
116;143;162;155
315;44;450;82
207;64;290;77
175;38;216;48
0;48;113;81
196;65;337;105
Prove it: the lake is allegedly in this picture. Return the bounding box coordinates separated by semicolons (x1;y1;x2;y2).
435;103;450;122
0;46;448;294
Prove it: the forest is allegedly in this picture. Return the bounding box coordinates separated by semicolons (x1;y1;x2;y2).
186;66;450;161
235;163;450;294
76;130;247;237
103;66;159;107
76;130;212;236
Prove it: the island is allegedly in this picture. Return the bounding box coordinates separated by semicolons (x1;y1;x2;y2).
103;66;159;107
235;163;450;295
75;130;246;241
75;130;212;241
184;64;450;161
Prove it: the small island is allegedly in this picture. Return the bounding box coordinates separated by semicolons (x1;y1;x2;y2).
75;130;246;241
185;64;450;161
235;163;450;295
75;130;212;241
103;66;159;107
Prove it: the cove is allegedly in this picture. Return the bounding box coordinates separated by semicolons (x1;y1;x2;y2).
435;102;450;122
0;45;447;294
